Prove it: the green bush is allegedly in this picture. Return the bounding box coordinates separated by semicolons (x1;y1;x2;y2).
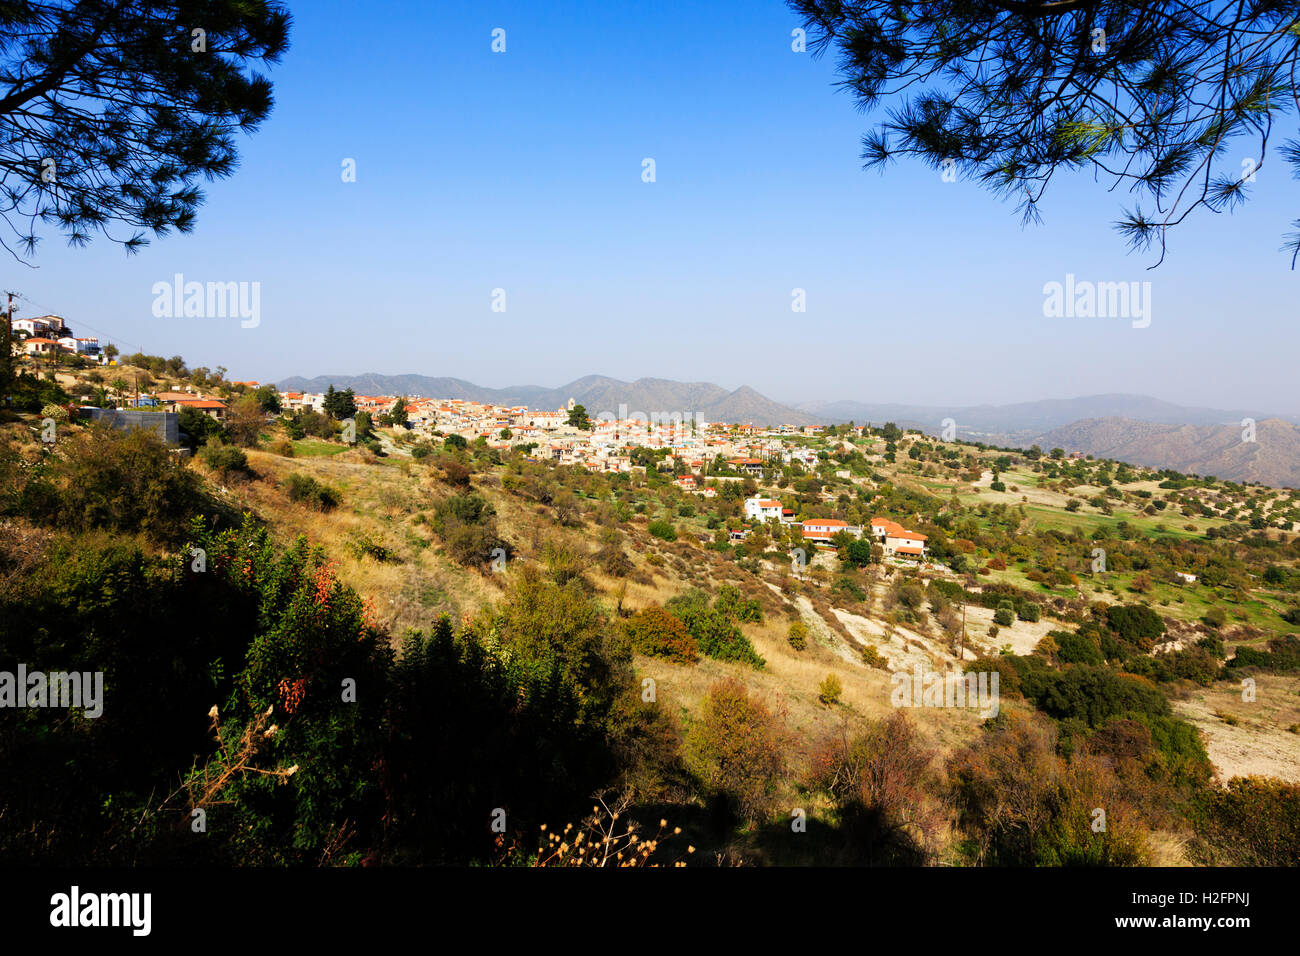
285;473;341;511
430;492;505;568
648;519;678;541
626;606;699;664
1105;604;1166;651
1225;634;1300;673
16;425;214;544
666;589;765;668
200;442;250;478
178;405;226;448
1054;630;1105;665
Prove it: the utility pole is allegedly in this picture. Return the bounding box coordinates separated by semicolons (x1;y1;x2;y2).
960;593;967;662
2;291;12;391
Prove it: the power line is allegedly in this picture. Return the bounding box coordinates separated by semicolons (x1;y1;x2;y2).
9;292;138;348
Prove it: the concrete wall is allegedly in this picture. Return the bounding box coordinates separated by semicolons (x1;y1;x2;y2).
81;408;179;445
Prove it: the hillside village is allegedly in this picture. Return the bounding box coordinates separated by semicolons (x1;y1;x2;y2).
5;341;1300;869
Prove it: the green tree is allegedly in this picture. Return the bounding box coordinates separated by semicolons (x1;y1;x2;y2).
252;385;281;413
792;0;1300;266
322;385;356;421
0;1;291;258
389;396;409;427
567;404;592;430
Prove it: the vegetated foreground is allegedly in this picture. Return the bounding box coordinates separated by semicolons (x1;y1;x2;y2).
2;359;1299;867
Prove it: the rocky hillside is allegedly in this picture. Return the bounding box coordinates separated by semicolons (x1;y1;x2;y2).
1036;417;1300;488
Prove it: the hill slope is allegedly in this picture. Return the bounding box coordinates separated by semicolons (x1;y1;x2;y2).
1036;416;1300;488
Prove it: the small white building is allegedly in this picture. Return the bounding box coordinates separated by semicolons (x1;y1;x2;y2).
744;496;783;522
871;517;928;558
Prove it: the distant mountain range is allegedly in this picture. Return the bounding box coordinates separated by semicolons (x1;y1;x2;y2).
276;373;1300;487
1034;417;1300;489
797;393;1275;443
275;373;825;426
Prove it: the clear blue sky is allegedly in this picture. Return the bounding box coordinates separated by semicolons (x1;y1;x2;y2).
11;0;1299;413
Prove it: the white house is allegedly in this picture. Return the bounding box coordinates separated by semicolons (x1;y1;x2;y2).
58;335;100;356
744;496;783;522
871;517;929;559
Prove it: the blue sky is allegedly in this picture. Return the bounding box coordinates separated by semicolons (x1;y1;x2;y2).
11;0;1299;413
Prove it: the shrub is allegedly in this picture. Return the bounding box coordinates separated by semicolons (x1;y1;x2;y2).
715;584;763;623
1190;776;1300;866
807;712;939;864
626;606;699;664
684;679;786;823
666;589;765;668
25;425;211;544
860;644;888;669
286;473;341;511
993;605;1015;627
200;442;250;478
948;712;1151;866
597;542;633;577
1054;629;1105;665
648;519;677;542
1225;634;1300;673
787;619;808;651
178;405;226;448
1105;604;1166;651
430;493;506;568
1017;601;1041;623
819;673;843;706
830;576;865;603
347;531;398;563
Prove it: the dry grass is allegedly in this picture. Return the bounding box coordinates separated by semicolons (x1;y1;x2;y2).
1173;674;1300;783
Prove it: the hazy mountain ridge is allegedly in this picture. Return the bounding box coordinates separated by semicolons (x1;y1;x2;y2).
798;393;1275;439
1035;417;1300;489
276;373;825;426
